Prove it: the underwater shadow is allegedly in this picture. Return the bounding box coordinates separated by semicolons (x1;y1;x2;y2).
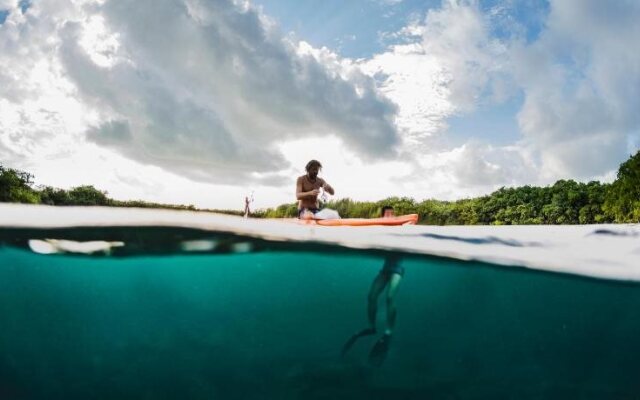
590;229;639;238
395;233;543;248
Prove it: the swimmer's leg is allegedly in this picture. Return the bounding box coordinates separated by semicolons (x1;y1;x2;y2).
341;273;388;358
369;273;402;366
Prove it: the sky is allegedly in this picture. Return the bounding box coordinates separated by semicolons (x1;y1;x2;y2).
1;0;639;210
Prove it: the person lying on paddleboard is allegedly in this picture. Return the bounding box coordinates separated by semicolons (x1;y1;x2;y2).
341;206;404;366
296;159;335;219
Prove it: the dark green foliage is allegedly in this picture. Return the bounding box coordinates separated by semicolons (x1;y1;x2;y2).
39;186;71;205
0;165;40;203
32;184;110;206
111;199;197;211
263;203;298;218
603;151;640;222
66;185;110;206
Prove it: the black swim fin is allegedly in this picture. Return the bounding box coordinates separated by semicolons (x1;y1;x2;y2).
368;333;392;367
340;328;376;358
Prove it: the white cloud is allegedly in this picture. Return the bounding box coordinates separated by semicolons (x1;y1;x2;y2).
361;43;455;147
0;0;18;10
513;0;640;180
56;0;399;185
0;1;99;174
359;0;528;197
1;0;400;190
449;141;537;188
419;0;511;111
362;0;514;148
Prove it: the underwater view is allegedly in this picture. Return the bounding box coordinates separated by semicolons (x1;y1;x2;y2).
1;226;640;399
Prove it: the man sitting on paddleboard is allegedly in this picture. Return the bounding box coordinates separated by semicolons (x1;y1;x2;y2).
296;159;334;219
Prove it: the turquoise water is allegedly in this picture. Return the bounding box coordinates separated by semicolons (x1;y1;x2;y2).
1;227;640;399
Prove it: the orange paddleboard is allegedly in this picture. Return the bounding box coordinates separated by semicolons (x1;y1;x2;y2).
298;214;418;226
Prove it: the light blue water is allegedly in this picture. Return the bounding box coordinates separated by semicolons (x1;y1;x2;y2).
1;227;640;399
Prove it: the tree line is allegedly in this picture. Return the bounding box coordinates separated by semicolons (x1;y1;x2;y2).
1;150;639;224
0;166;231;214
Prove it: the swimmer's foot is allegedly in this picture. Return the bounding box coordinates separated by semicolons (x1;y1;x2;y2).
340;328;376;358
368;333;392;367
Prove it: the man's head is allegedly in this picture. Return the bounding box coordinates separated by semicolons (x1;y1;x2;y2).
381;206;395;218
305;160;322;180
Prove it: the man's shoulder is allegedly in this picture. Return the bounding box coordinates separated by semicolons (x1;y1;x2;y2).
296;175;306;182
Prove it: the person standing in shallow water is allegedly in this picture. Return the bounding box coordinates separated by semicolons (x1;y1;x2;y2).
243;196;251;218
341;206;404;366
295;160;334;219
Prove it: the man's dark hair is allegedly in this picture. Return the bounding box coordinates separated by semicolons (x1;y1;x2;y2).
381;205;394;217
305;160;322;172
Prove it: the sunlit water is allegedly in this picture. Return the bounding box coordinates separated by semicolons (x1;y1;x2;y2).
1;227;639;399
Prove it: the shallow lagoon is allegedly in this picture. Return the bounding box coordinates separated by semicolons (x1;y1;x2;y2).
1;225;640;399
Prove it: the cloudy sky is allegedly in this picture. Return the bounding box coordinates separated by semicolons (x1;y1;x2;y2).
1;0;638;210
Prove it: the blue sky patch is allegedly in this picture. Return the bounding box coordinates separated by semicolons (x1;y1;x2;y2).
447;93;524;147
255;0;440;58
19;0;32;13
0;10;9;24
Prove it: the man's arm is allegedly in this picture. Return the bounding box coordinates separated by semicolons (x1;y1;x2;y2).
322;179;335;195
